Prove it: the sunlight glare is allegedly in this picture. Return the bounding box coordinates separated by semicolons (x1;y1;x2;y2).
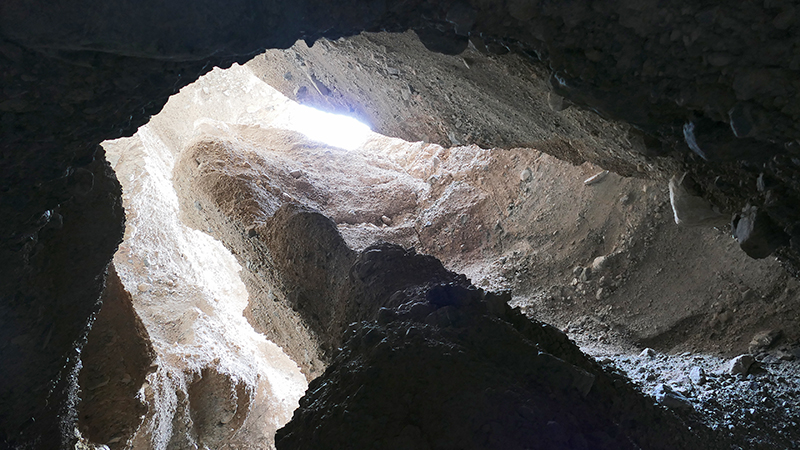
282;104;372;151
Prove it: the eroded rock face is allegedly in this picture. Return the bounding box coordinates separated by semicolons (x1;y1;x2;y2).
77;265;155;448
100;119;308;450
0;150;124;449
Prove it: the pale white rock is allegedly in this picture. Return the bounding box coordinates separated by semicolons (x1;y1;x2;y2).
584;170;609;186
728;354;755;376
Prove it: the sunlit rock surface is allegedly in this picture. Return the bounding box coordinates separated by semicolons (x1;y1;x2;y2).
101;94;307;448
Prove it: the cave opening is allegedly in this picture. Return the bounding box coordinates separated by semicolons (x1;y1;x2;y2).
75;32;800;450
5;2;800;448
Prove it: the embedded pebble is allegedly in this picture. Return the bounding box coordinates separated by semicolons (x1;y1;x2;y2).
729;354;755;376
689;366;707;385
640;348;656;358
653;383;693;410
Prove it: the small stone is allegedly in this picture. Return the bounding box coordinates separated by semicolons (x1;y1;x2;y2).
520;168;532;182
289;169;303;179
749;329;782;354
653;384;693;410
732;205;790;259
381;215;393;226
579;267;592;283
689;366;706;385
400;85;412;101
137;283;150;293
293;85;308;98
640;348;656;358
121;373;132;384
547;92;571;111
728;354;755;376
584;170;609;186
595;288;604;300
247;226;258;238
592;256;608;272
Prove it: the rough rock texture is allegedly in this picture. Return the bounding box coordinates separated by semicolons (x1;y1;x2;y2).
169;116;800;363
248;31;669;178
594;349;800;449
102;118;308;449
275;244;729;450
3;0;800;447
0;149;124;449
0;40;239;448
161;110;800;445
77;265;155;448
252;15;800;268
173;130;358;379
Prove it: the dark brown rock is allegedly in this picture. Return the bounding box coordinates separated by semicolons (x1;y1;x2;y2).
77;265;155;449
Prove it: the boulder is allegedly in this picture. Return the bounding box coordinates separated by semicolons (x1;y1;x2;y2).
732;206;790;259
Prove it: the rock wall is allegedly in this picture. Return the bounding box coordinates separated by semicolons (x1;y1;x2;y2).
100;114;308;449
0;148;124;449
77;265;155;448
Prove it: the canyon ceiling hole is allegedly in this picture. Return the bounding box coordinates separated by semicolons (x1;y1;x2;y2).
81;32;800;450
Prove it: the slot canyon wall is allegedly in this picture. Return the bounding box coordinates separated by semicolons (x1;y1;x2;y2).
2;0;800;448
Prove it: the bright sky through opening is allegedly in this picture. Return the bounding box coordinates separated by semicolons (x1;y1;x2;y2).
282;104;372;151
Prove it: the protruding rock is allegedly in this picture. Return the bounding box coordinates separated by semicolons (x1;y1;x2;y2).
640;348;656;358
689;366;706;385
749;329;782;354
669;172;727;227
380;215;393;226
579;266;592;283
591;255;608;272
732;206;790;259
653;384;693;410
728;354;755;376
547;91;572;112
